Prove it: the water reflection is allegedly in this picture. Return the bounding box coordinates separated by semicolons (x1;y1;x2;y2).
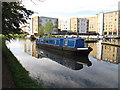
24;39;39;58
6;38;118;88
87;40;120;64
37;48;92;70
24;39;92;70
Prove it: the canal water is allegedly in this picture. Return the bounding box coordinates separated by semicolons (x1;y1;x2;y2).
6;38;119;88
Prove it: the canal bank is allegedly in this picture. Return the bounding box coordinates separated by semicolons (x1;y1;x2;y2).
2;38;44;88
2;57;15;88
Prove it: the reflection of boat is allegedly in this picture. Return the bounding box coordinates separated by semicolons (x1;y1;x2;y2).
37;37;93;56
37;46;92;70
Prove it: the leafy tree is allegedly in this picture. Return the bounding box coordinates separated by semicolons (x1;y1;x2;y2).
44;22;53;35
38;26;45;36
2;2;33;39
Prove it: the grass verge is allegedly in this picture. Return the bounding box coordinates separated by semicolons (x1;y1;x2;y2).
2;37;44;88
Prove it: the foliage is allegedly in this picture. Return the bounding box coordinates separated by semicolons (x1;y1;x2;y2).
2;2;33;40
44;22;53;34
38;26;45;36
43;35;56;38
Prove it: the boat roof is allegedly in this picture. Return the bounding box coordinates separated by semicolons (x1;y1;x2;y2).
39;37;82;40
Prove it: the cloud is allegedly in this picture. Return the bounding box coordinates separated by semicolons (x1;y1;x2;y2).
22;0;119;18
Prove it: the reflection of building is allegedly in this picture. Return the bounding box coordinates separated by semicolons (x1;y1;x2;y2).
87;43;98;57
101;45;120;64
24;39;39;58
96;40;102;60
87;41;120;64
87;41;102;60
32;16;58;35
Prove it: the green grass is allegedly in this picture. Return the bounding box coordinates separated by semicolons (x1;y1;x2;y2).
2;37;44;88
42;35;64;38
9;34;26;38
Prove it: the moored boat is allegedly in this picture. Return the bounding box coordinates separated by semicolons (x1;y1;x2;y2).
36;37;93;55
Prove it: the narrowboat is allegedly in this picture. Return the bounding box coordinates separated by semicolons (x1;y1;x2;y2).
36;37;93;55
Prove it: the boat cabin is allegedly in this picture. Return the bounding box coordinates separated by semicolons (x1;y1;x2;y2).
37;37;84;48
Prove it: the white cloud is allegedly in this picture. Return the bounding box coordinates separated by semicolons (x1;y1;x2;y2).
22;0;119;18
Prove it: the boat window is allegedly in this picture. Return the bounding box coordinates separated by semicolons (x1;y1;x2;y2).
64;40;68;45
40;39;43;43
49;40;53;43
54;40;56;44
46;40;49;43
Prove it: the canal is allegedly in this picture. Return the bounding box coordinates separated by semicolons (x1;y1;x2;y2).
6;38;119;88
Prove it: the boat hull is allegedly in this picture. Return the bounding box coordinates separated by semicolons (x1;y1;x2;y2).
36;43;93;56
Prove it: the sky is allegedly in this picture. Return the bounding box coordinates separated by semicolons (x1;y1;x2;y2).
22;0;120;19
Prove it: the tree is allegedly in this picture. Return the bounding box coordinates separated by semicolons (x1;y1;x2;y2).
44;22;53;35
38;26;45;36
2;2;33;39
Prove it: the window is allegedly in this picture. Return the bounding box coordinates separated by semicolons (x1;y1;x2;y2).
54;40;56;44
109;32;112;35
40;19;42;22
46;40;49;43
119;32;120;36
105;46;106;49
49;40;53;43
40;39;44;43
113;32;117;35
104;32;107;35
64;40;68;45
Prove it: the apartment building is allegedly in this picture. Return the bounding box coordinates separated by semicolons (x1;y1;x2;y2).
85;16;98;34
32;16;39;34
70;18;88;33
103;11;120;36
60;19;70;31
97;12;104;35
70;18;78;32
86;10;120;36
58;19;61;30
78;18;88;33
32;16;58;35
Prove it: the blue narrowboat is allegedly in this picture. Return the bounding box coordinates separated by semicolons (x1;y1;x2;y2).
36;37;93;55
